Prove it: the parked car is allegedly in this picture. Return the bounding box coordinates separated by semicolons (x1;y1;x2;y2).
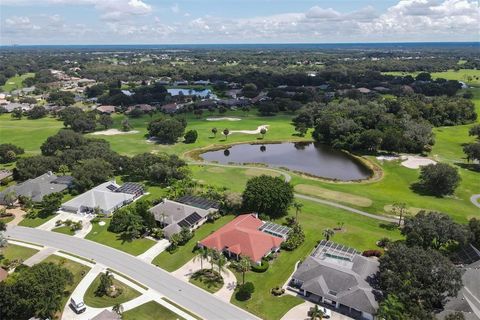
320;306;332;318
70;297;86;314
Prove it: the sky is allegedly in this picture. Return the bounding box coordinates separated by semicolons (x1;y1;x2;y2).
0;0;479;45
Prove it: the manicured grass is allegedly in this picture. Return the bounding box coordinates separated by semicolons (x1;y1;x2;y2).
1;73;35;92
0;215;14;224
383;69;480;85
189;269;224;293
294;184;373;207
83;273;141;308
18;213;57;228
85;218;155;256
0;114;64;155
161;298;202;320
123;301;185;320
52;225;75;236
152;215;235;272
42;254;91;314
0;244;38;263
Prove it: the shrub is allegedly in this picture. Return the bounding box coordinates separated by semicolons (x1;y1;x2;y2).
184;130;198;144
281;223;305;251
236;282;255;301
251;259;269;273
377;237;391;248
271;286;285;296
363;249;383;257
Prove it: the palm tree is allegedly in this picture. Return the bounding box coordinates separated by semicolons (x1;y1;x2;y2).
293;202;303;223
208;249;217;271
211;127;218;137
194;246;210;270
112;303;124;315
223;128;229;140
309;305;324;320
239;256;251;285
216;254;227;276
322;228;335;241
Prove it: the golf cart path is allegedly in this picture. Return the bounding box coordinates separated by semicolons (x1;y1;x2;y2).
189;161;398;223
471;194;480;209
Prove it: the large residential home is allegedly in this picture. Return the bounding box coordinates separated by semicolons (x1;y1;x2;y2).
61;181;143;215
95;105;116;114
436;244;480;320
0;172;72;205
290;240;379;320
199;213;290;264
125;104;154;114
150;195;219;239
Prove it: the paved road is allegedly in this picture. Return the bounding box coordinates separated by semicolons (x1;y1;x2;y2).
5;226;258;320
470;194;480;209
190;161;398;223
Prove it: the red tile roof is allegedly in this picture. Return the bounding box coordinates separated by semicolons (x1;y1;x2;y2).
200;214;284;262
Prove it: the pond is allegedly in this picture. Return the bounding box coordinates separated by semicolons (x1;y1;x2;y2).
200;142;372;181
167;88;217;99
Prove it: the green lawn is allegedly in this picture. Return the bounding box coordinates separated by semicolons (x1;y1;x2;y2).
83;273;141;308
52;225;75;236
85;218;156;256
18;213;57;228
0;215;14;224
123;301;185;320
152;215;235;272
0;243;38;263
42;254;91;315
189;270;224;293
383;69;480;86
1;73;35;92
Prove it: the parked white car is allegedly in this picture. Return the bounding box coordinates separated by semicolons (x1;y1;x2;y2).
69;297;86;314
320;306;332;318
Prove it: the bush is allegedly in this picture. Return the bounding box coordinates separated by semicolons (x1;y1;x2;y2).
362;249;383;257
281;223;305;251
271;286;285;296
251;259;269;273
236;282;255;301
377;237;391;248
184;130;198;144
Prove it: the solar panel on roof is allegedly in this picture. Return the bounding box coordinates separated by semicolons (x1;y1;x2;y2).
259;221;291;238
106;184;118;191
177;195;219;210
116;182;143;195
177;212;203;229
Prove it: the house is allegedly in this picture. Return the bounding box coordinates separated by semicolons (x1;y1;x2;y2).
290;240;379;320
199;213;289;264
4;102;32;113
193;80;210;85
437;245;480;320
150;195;219;239
357;87;372;94
126;104;154;114
95;105;116;114
174;80;189;86
0;172;72;204
160;102;179;114
61;181;143;215
218;98;250;108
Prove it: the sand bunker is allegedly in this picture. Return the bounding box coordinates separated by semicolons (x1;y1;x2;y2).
206;117;242;121
401;156;436;169
91;129;139;136
229;125;269;135
376;155;401;161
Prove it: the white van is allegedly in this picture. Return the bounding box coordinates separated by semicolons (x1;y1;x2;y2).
70;297;86;314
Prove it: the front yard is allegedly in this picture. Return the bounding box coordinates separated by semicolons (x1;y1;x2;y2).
85;218;156;256
0;243;38;264
123;301;185;320
83;273;141;308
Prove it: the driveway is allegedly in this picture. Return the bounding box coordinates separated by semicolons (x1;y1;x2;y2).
5;226;259;320
36;211;93;238
281;301;353;320
1;205;25;226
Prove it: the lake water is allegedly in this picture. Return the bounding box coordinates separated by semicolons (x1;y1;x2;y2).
167;88;216;99
200;142;372;181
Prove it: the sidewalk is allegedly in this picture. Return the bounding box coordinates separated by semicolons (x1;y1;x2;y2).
23;247;57;267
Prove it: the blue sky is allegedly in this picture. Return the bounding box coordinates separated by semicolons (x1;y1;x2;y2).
0;0;478;45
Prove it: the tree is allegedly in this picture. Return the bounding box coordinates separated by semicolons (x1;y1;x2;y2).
413;163;461;196
469;218;480;249
0;143;24;163
223;128;229;140
72;158;114;192
445;313;466;320
95;271;114;297
11;107;23;120
2;190;17;207
242;175;294;218
379;243;462;313
281;223;305;250
464;142;480;162
58;164;69;176
238;256;251;285
377;294;408;320
216;254;227;275
235;282;255;301
39;192;63;218
416;72;432;82
41;130;86;156
0;220;6;231
184;130;198;144
58;107;84;127
260;127;267;139
469;124;480;139
402;211;470;250
391;202;407;226
121;118;131;131
293;202;303;223
0;262;73;320
308;305;324;320
27;106;47;119
147;117;187;144
211;127;218;137
322;228;334;241
99;114;114;129
194;247;210;270
48;90;75;106
14;155;59;181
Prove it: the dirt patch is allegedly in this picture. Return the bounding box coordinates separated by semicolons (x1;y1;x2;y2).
91;129;140;136
206;167;226;173
383;204;427;216
244;168;281;177
400;155;436;169
295;184;373;207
